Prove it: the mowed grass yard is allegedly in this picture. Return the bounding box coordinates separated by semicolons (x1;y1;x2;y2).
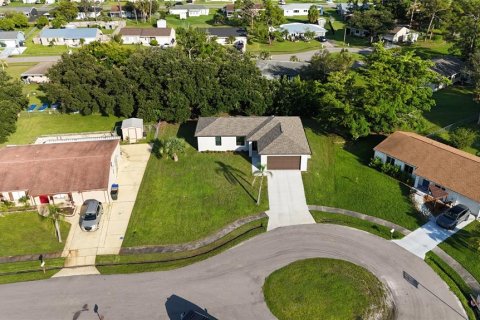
123;122;268;246
302;119;424;230
0;212;70;257
439;221;480;283
3;112;122;146
263;258;394;320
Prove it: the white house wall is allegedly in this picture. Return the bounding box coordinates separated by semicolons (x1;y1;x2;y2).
22;75;50;84
260;154;310;171
375;150;480;216
197;136;249;152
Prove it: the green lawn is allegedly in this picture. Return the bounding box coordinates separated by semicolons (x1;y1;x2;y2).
249;39;326;54
123;122;269;246
302;119;424;230
0;258;65;285
22;27;72;56
263;258;394;320
311;211;403;239
166;14;216;29
5;63;45;105
323;8;370;48
439;221;480;283
3;112;122;145
423;87;480;134
0;212;70;257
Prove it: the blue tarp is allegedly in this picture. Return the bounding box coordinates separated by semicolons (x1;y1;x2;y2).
27;104;37;112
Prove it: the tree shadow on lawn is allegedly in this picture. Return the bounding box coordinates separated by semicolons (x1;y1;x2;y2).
177;121;197;149
215;161;256;203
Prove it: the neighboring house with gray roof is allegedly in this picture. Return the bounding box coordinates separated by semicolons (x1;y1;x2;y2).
256;60;308;79
195;116;311;171
0;31;25;48
37;28;102;46
430;56;466;91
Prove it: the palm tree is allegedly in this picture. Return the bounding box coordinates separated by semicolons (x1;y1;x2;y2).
252;165;272;206
0;59;7;71
159;137;186;161
47;204;63;243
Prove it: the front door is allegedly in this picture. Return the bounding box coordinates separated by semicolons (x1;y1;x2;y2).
422;179;430;188
252;141;257;151
39;195;49;204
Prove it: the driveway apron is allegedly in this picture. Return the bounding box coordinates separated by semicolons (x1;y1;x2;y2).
393;216;475;259
266;170;315;230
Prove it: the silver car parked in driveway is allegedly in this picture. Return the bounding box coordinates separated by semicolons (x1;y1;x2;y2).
80;199;103;232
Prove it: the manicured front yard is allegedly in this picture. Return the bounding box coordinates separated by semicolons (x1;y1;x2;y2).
0;212;70;257
439;221;480;283
123;122;268;246
263;258;394;320
3;112;122;145
249;39;325;54
302;119;423;230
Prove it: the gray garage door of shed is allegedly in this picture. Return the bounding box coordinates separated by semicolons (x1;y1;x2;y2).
267;156;301;170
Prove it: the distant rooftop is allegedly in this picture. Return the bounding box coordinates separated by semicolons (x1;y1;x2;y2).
0;31;24;40
21;61;56;77
39;28;100;39
199;27;247;38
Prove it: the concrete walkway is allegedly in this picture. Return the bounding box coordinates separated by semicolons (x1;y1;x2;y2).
54;144;151;277
393;216;475;259
266;171;314;230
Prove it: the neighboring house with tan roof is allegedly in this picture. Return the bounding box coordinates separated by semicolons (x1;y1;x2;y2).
119;27;175;47
194;116;311;171
20;61;56;84
0;140;120;206
374;131;480;216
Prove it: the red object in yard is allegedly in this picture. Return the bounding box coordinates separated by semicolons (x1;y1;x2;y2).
39;195;49;204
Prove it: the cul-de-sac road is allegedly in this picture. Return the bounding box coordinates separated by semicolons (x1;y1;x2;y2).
0;225;467;320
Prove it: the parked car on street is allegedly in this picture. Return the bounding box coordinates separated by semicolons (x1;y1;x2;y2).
80;199;103;232
318;36;327;42
436;204;471;230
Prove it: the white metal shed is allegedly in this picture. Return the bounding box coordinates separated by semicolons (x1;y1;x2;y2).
121;118;144;143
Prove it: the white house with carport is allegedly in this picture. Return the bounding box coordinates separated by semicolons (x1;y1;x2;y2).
169;5;209;19
382;26;418;44
121;118;144;143
195;116;311;171
280;3;323;17
0;31;25;48
37;28;102;46
280;23;327;39
119;27;175;47
0;140;120;206
374;131;480;216
200;27;247;51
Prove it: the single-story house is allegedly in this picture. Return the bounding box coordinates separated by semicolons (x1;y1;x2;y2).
121;118;144;143
336;3;352;17
195;116;312;171
256;60;308;80
169;5;209;19
280;3;323;17
119;27;175;47
347;26;369;38
0;140;120;206
76;7;102;20
20;61;56;84
430;56;466;91
108;5;128;18
0;31;25;48
223;3;263;18
0;7;37;18
37;28;102;46
200;27;247;51
382;26;418;44
279;23;327;39
374;131;480;216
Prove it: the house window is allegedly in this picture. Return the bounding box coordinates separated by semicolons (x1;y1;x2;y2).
386;156;395;166
236;136;245;146
293;9;299;13
215;136;222;146
404;164;414;175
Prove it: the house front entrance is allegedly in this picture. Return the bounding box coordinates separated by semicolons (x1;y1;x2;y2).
39;195;49;204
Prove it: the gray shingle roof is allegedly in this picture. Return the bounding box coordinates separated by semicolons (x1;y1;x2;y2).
431;56;465;77
195;116;311;155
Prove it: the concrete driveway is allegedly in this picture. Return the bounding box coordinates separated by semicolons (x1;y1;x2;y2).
394;215;475;259
266;171;315;230
55;144;151;276
0;225;466;320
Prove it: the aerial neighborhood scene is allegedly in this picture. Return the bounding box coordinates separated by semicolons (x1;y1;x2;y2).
1;0;480;318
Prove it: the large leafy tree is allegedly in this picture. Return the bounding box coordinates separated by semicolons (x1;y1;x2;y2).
445;0;480;59
0;70;28;143
420;0;451;39
382;0;412;20
348;8;395;42
260;0;285;44
45;52;134;116
307;5;319;24
52;0;79;21
305;49;354;82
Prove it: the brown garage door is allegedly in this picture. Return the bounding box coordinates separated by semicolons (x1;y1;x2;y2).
267;156;301;170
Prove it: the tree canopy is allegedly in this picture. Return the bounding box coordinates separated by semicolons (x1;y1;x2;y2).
0;70;28;143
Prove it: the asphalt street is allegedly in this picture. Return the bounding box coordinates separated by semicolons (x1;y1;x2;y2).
0;224;467;320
